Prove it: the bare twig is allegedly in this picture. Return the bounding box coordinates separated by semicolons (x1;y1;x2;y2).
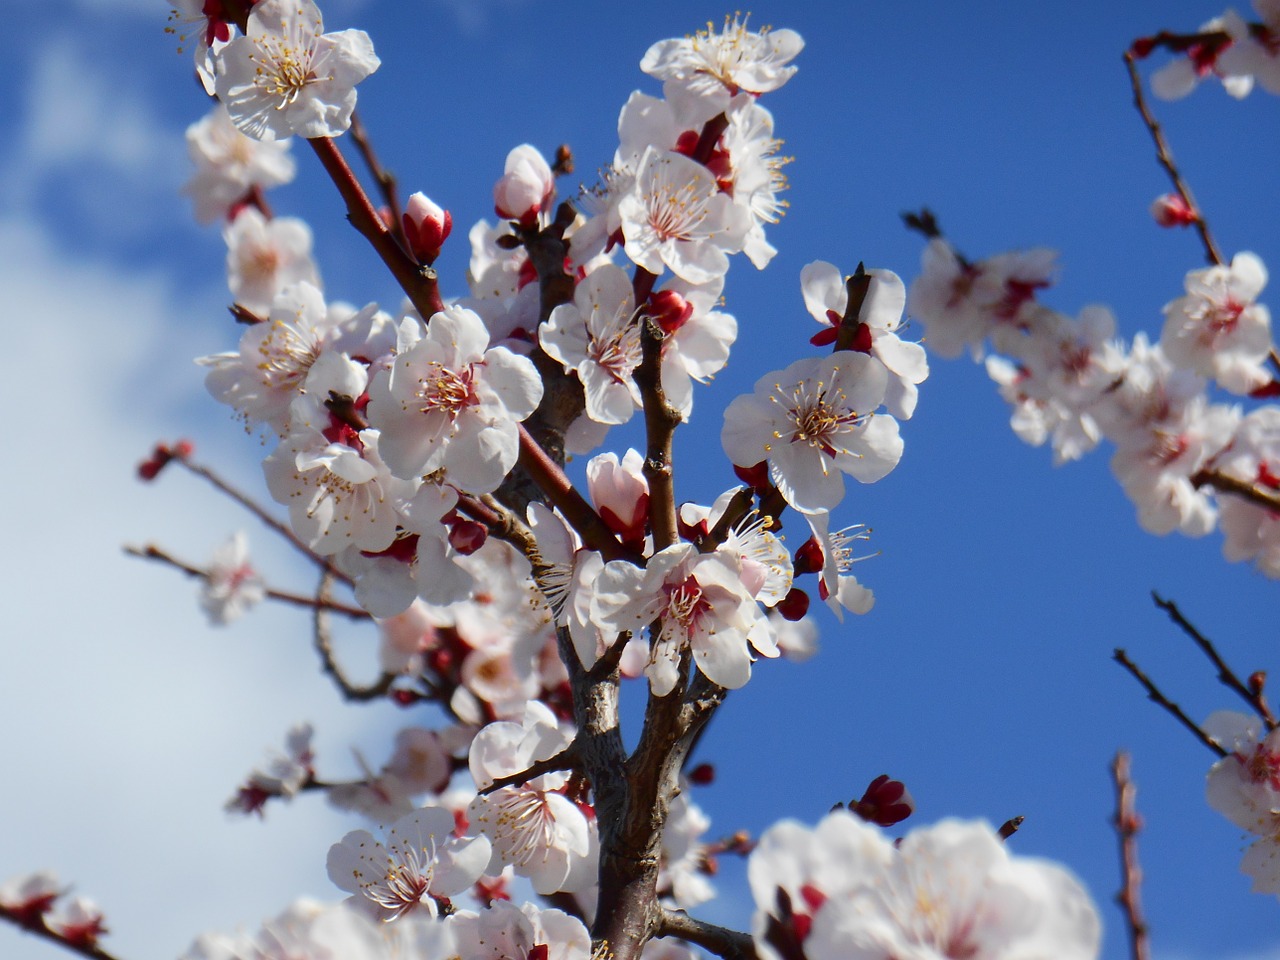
997;815;1025;840
478;745;580;795
1111;751;1152;960
347;110;409;254
312;571;396;702
1113;648;1226;757
833;263;872;353
123;544;371;618
635;285;682;552
173;456;351;585
1123;51;1223;267
1151;592;1277;728
0;905;124;960
658;911;758;960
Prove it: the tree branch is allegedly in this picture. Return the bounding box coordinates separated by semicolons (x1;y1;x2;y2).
1111;751;1152;960
1112;648;1226;757
312;571;396;702
1151;592;1277;728
347;110;409;255
1192;467;1280;514
0;905;123;960
658;911;758;960
1123;51;1223;267
123;544;370;619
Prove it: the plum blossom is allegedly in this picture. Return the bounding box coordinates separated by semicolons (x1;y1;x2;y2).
641;15;803;124
0;871;60;924
539;263;643;425
369;307;543;494
618;147;749;284
403;192;452;264
223;208;321;315
801;261;929;419
586;448;650;549
199;531;265;625
214;0;380;141
327;806;491;920
1160;251;1273;395
183;104;296;223
722;353;903;514
467;702;595;895
1218;1;1280;95
1150;13;1254;100
798;512;875;620
750;812;1100;960
1215;407;1280;577
225;723;315;816
653;276;739;418
449;900;592;960
593;543;777;694
1205;710;1280;894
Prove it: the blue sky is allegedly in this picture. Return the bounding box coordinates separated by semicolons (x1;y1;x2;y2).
1;2;1278;959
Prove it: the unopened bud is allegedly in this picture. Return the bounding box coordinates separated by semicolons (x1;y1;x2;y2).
851;774;914;827
494;145;554;227
687;762;715;785
733;460;771;491
448;518;488;555
792;537;824;575
1150;193;1197;228
648;290;695;334
390;688;422;707
1130;36;1157;58
403;192;453;264
775;587;810;621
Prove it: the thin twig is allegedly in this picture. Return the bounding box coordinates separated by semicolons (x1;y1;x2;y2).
173;456;351;585
347;110;410;255
658;910;758;960
1192;468;1280;514
123;544;371;618
1111;751;1152;960
1123;51;1223;266
478;745;580;795
0;905;124;960
833;263;872;353
997;816;1024;840
1151;592;1277;727
635;290;682;553
312;571;396;702
1113;649;1226;757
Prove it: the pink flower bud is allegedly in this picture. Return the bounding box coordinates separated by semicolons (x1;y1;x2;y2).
493;145;554;226
1150;193;1197;228
587;450;650;548
852;774;915;827
648;289;694;334
402;191;452;263
775;587;810;621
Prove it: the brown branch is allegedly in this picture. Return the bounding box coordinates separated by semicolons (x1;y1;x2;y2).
173;456;351;585
635;286;682;553
0;905;124;960
313;571;395;702
478;745;580;795
307;137;445;321
1192;468;1280;514
657;911;758;960
1111;751;1152;960
1151;592;1277;728
347;111;409;255
1123;51;1223;267
1113;648;1226;757
123;544;371;619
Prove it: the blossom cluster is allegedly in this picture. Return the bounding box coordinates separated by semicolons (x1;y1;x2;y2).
910;236;1279;575
1136;0;1280;100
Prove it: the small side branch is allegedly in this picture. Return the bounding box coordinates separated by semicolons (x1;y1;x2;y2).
1122;51;1223;267
635;284;682;552
1111;751;1152;960
1151;592;1277;727
0;905;124;960
478;745;580;795
174;456;351;585
313;572;395;702
123;544;370;619
347;111;409;254
658;911;758;960
1113;649;1226;757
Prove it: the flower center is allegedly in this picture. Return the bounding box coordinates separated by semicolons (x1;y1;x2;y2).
417;362;478;417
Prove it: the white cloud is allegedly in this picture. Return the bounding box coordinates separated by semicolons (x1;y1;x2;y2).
0;216;394;960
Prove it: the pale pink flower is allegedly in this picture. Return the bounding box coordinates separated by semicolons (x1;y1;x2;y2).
1151;13;1254;99
214;0;380;141
223;208;320;315
1205;711;1280;895
369;308;543;494
327;806;491;921
199;531;265;625
722;353;902;514
449;900;592;960
183;104;296;223
493;145;555;226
